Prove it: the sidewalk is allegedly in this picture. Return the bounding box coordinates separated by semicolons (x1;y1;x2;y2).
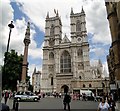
116;101;120;111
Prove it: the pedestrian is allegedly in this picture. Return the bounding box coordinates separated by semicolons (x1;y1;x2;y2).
63;93;71;111
4;91;9;104
108;96;116;111
97;98;111;111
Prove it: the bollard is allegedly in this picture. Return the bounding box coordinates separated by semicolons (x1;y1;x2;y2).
15;100;19;111
12;99;16;110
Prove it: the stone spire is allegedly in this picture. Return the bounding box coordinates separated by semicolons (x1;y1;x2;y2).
46;12;49;18
21;22;31;83
98;59;102;67
17;22;31;92
56;10;59;17
70;7;74;15
33;67;36;75
81;6;85;13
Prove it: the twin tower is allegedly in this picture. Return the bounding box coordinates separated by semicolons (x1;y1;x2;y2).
44;7;87;47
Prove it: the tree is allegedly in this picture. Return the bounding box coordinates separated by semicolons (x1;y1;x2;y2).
2;50;30;91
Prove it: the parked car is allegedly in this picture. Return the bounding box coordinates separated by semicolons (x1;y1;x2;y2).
14;91;40;102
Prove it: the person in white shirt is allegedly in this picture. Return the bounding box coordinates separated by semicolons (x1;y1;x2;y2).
97;98;111;111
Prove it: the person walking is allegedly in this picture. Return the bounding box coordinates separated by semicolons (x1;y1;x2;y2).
4;91;9;104
63;93;71;111
108;96;116;111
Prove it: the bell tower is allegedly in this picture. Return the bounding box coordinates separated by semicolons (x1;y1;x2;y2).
70;7;87;44
44;10;62;47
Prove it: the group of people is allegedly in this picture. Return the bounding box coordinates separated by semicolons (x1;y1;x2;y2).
72;93;87;100
97;93;116;111
63;92;117;111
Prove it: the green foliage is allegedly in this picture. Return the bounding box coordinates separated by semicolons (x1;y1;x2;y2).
2;50;30;91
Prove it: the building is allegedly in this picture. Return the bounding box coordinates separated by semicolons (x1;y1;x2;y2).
41;8;109;95
105;2;120;98
32;68;41;93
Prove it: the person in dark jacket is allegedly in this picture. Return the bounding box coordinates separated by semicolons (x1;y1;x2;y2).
63;93;71;111
108;96;116;111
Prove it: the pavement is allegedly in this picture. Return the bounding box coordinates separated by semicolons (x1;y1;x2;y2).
1;97;120;111
116;101;120;111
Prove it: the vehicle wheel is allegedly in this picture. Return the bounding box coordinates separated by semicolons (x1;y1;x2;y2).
34;98;38;102
17;97;21;101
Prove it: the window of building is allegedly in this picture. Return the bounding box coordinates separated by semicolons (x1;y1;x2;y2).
83;84;85;88
60;50;71;73
50;24;54;37
77;48;82;57
89;84;92;87
49;52;54;59
76;20;81;32
78;62;84;70
51;77;53;85
79;76;81;79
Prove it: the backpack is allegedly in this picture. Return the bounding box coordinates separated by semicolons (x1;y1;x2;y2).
63;94;71;103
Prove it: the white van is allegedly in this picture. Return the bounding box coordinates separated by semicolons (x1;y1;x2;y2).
80;90;94;97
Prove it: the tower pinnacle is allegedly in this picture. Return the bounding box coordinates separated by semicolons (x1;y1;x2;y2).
81;6;85;13
46;12;49;18
71;7;74;15
56;10;59;17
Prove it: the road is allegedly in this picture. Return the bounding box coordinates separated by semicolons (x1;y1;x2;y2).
2;97;99;111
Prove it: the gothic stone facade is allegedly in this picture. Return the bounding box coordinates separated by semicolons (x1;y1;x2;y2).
32;68;41;93
106;2;120;97
41;8;108;94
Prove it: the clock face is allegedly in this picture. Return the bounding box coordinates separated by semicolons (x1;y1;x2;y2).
77;37;82;43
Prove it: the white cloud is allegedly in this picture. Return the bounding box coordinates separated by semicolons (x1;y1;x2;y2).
0;0;14;63
1;0;112;79
14;0;111;45
0;1;43;76
90;47;105;57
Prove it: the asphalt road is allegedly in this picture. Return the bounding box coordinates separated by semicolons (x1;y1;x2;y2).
1;97;99;111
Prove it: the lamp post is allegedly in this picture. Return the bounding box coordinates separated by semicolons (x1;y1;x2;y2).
3;21;14;89
6;21;14;53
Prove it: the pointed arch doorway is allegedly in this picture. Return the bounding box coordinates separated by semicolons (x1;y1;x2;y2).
61;85;69;93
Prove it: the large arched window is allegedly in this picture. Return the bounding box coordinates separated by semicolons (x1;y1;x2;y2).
76;20;81;32
49;52;54;60
50;24;54;36
60;50;71;73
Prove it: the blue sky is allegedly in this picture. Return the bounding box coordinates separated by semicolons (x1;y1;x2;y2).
1;0;112;78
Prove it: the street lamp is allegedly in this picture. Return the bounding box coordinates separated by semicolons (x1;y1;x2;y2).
3;21;14;89
6;21;14;53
